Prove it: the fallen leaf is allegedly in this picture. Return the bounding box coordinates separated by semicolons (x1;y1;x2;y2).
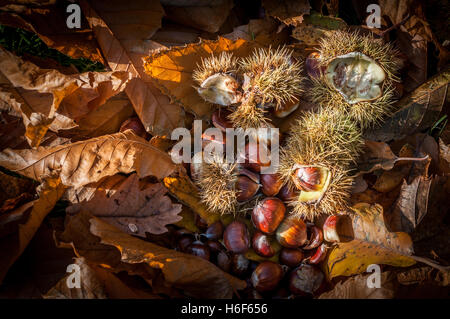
0;8;105;64
0;130;177;188
163;172;220;226
66;174;182;237
163;0;234;33
88;214;246;298
79;0;185;136
44;257;159;299
173;206;200;233
357;140;429;174
0;48;131;147
373;169;409;193
143;37;259;119
319;271;397;299
223;18;289;47
151;22;216;48
438;138;450;174
262;0;311;26
363;66;449;142
325;203;416;280
0;176;65;283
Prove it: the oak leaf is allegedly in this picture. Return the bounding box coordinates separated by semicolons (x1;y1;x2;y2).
0;48;131;147
66;174;182;237
79;0;185;136
325;203;416;280
0;176;65;283
0;130;176;188
143;37;259;119
163;172;220;226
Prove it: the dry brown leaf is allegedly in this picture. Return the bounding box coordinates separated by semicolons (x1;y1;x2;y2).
363;62;449;142
0;176;65;283
79;0;184;136
44;257;159;299
0;130;176;188
262;0;311;26
325;203;416;280
144;37;259;119
163;0;234;33
88;214;246;298
151;22;215;48
357;140;429;175
373;169;409;193
163;172;220;226
438;138;450;174
0;48;131;147
0;8;105;64
66;174;182;237
57;92;134;141
223;18;290;47
319;271;397;299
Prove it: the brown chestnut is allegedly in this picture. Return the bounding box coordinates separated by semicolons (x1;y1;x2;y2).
276;217;307;248
240;142;271;173
235;175;260;202
120;117;147;138
323;215;340;243
251;261;283;292
252;197;286;234
252;232;281;258
288;264;324;295
308;243;328;264
293;166;323;192
187;241;210;261
223;221;250;254
305;52;325;78
212;108;233;132
273;98;300;118
278;184;300;202
206;240;223;253
231;254;250;276
203;221;224;241
216;251;231;272
302;224;323;250
260;173;283;196
177;235;194;253
279;248;304;268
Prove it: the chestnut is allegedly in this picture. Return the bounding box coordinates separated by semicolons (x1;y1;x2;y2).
252;197;286;234
260;173;283;197
293;166;323;192
278;184;300;202
212;108;233;132
252;232;281;258
195;214;208;230
216;251;231;272
203;221;224;241
187;241;210;261
288;264;324;295
120;116;147;138
276;217;307;248
323;215;341;243
302;224;323;250
308;243;328;264
231;254;250;276
240;141;271;173
206;240;223;253
273;98;300;118
223;221;250;254
251;261;283;292
235;175;260;202
177;235;194;253
279;248;304;268
305;52;325;79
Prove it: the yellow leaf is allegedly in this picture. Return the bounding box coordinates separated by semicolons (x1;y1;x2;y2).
163;173;220;226
325;203;416;280
143;37;259;118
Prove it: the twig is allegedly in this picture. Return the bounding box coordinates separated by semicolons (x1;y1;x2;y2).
379;14;411;37
410;255;450;273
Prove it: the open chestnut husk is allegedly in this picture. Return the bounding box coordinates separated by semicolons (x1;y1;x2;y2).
276;217;307;248
252;232;281;258
223;221;250;254
252;197;286;234
251;261;283;293
288;264;324;295
279;248;304;268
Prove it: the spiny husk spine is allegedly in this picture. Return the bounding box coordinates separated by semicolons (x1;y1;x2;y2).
311;30;401;128
279;109;364;220
193;154;238;215
193;52;238;85
239;46;304;108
